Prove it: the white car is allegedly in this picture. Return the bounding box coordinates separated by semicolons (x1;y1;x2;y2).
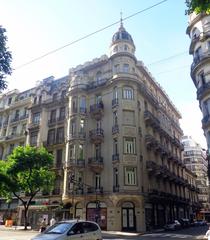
164;220;182;231
31;220;102;240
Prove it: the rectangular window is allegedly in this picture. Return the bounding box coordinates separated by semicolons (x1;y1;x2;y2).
56;127;64;143
113;138;118;155
95;144;101;158
114;64;120;73
79;119;85;133
113;111;118;125
78;144;84;160
50;109;57;122
30;131;38;146
123;64;129;73
8;97;12;105
124;137;136;154
69;145;75;160
11;126;17;135
48;129;55;144
123;87;133;100
56;149;62;167
95;174;101;189
33;112;41;124
9;144;15;154
114;168;119;186
124;167;137;185
70;120;76;136
59;107;65;120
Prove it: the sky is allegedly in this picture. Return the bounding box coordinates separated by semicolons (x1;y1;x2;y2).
0;0;207;148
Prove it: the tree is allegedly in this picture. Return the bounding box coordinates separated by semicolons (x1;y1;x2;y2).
0;146;55;230
185;0;210;15
0;26;12;90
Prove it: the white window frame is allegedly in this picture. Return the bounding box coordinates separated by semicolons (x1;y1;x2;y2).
123;87;133;100
124;137;136;154
124;167;137;185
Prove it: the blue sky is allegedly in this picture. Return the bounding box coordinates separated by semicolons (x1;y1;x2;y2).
0;0;206;147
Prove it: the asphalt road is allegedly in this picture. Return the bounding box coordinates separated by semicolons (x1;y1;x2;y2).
0;225;208;240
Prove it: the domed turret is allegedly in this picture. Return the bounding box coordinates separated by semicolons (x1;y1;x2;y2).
110;20;136;57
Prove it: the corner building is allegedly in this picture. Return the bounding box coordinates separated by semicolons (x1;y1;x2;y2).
60;23;198;231
186;13;210;151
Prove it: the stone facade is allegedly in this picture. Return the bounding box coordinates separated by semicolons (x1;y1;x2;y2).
0;23;200;231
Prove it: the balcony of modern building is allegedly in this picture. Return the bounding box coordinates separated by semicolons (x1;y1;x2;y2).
88;156;104;172
67;159;85;169
112;98;119;108
112;124;119;135
144;110;160;129
89;128;104;143
191;51;210;75
89;102;104;120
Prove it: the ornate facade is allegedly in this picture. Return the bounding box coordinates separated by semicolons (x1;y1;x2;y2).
0;23;200;232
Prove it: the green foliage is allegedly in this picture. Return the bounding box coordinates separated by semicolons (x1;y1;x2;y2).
0;146;55;229
0;26;12;90
185;0;210;15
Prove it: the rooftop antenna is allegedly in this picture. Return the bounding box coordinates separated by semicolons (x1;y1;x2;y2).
120;11;123;27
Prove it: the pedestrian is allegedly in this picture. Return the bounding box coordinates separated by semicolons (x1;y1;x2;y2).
39;218;47;232
50;216;56;226
205;226;210;239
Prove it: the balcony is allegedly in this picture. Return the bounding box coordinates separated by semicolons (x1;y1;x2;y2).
112;125;119;134
113;185;120;192
28;121;40;130
202;114;210;129
191;51;210;75
197;82;210;100
68;159;85;168
79;107;87;114
90;102;104;120
144;110;160;128
146;161;157;173
87;187;103;194
10;116;19;123
145;134;156;149
88;157;104;172
57;115;65;123
89;128;104;143
112;98;119;108
19;114;29;121
48;118;57;126
112;154;119;162
67;132;86;141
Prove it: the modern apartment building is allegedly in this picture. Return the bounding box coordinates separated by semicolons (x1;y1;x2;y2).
186;13;210;151
182;135;209;220
0;23;200;232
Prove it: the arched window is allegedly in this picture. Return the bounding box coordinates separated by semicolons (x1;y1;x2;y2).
124;44;129;51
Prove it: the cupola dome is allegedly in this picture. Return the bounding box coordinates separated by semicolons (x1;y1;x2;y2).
110;21;136;57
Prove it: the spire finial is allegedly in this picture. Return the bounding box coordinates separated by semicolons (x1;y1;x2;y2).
120;11;123;28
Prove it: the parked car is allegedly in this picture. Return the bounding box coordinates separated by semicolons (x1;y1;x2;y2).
164;220;182;231
31;220;102;240
194;219;208;226
178;218;190;228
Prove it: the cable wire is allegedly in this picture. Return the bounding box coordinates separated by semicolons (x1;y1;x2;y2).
15;0;168;70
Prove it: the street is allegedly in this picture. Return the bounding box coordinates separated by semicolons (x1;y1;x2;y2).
0;226;208;240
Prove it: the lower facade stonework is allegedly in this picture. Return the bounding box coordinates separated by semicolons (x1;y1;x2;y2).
16;194;197;232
